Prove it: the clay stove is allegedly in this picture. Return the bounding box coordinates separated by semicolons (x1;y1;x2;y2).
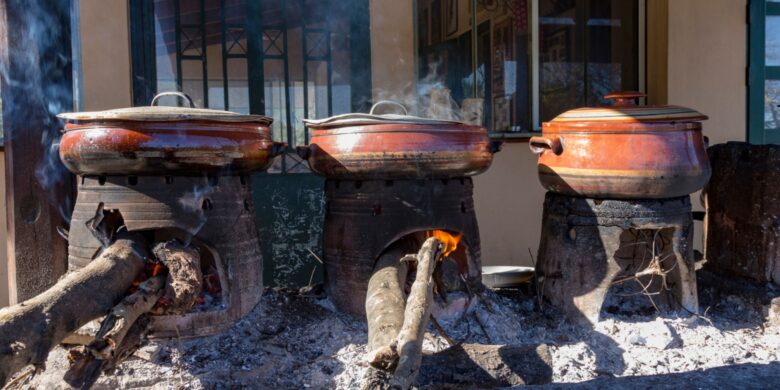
530;93;708;324
323;178;482;315
536;193;698;325
57;94;278;337
67;174;263;337
299;101;500;316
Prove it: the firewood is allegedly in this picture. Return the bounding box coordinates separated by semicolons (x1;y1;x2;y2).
87;274;165;361
152;240;202;315
0;235;149;387
64;275;165;389
365;246;410;366
389;237;441;389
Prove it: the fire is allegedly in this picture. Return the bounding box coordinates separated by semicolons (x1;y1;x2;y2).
426;230;462;257
128;260;166;293
150;263;164;277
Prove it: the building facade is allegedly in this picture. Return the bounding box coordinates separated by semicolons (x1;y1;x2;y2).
0;0;761;305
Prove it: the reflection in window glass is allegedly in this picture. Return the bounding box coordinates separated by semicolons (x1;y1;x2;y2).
416;0;531;132
148;0;365;173
416;0;638;131
540;0;638;121
766;80;780;130
767;15;780;66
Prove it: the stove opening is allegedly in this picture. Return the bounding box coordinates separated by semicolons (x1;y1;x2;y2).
375;229;476;321
603;227;683;317
151;229;226;306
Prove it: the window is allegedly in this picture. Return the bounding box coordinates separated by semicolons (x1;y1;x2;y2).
415;0;641;134
748;0;780;144
131;0;641;149
130;0;372;173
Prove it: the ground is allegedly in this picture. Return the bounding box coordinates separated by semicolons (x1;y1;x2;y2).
24;270;780;389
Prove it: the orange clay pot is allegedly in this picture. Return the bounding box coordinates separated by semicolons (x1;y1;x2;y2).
530;91;711;199
58;92;284;176
300;101;501;180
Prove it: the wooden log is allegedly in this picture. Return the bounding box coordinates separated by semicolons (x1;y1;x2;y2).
390;237;441;390
65;275;165;389
415;343;553;388
88;275;165;361
152;240;202;315
365;246;410;366
0;235;148;387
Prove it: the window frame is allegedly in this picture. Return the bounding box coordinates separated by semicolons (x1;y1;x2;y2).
128;0;373;174
425;0;647;141
748;0;780;144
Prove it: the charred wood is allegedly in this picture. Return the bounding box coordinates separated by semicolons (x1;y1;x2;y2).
364;237;442;390
365;246;410;366
390;237;440;389
0;235;148;387
65;275;165;389
152;240;202;315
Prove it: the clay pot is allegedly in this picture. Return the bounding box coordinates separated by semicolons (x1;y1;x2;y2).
530;91;711;199
299;101;502;180
58;92;284;176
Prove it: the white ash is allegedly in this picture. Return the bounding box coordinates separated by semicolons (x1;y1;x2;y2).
24;274;780;389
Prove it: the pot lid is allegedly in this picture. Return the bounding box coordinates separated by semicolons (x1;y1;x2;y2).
550;91;708;124
58;92;272;125
303;100;476;129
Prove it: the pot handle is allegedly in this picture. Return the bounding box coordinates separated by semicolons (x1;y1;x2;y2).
370;100;409;115
604;91;646;107
271;142;288;158
151;91;196;108
529;136;563;155
489;140;504;154
295;145;311;160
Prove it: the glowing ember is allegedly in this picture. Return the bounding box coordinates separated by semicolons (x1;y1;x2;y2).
426;230;462;257
151;263;163;277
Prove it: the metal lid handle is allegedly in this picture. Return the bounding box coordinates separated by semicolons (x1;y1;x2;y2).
370;100;408;115
604;91;646;107
151;92;196;108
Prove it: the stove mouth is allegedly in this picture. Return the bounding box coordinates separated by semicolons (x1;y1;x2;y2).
68;174;264;338
375;229;477;294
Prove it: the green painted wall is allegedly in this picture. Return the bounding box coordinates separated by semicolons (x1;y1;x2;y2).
251;173;326;287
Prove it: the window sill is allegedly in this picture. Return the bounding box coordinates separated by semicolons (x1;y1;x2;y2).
488;132;538;142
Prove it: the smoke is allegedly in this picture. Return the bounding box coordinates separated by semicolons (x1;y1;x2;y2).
369;59;465;122
177;182;216;237
0;0;74;224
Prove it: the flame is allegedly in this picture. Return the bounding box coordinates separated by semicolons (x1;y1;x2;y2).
426;230;462;257
128;260;166;294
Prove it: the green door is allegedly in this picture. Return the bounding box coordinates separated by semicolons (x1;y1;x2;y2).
749;0;780;144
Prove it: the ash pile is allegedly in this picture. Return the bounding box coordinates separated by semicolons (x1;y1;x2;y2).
16;267;780;389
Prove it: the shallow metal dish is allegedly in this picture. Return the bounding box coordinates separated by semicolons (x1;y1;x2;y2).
481;266;535;288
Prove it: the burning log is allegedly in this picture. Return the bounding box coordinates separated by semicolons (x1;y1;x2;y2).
365;246;410;367
390;237;440;389
0;235;149;387
65;275;166;389
365;237;443;390
152;240;202;315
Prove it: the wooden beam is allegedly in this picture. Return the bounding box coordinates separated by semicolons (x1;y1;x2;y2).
0;0;74;303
